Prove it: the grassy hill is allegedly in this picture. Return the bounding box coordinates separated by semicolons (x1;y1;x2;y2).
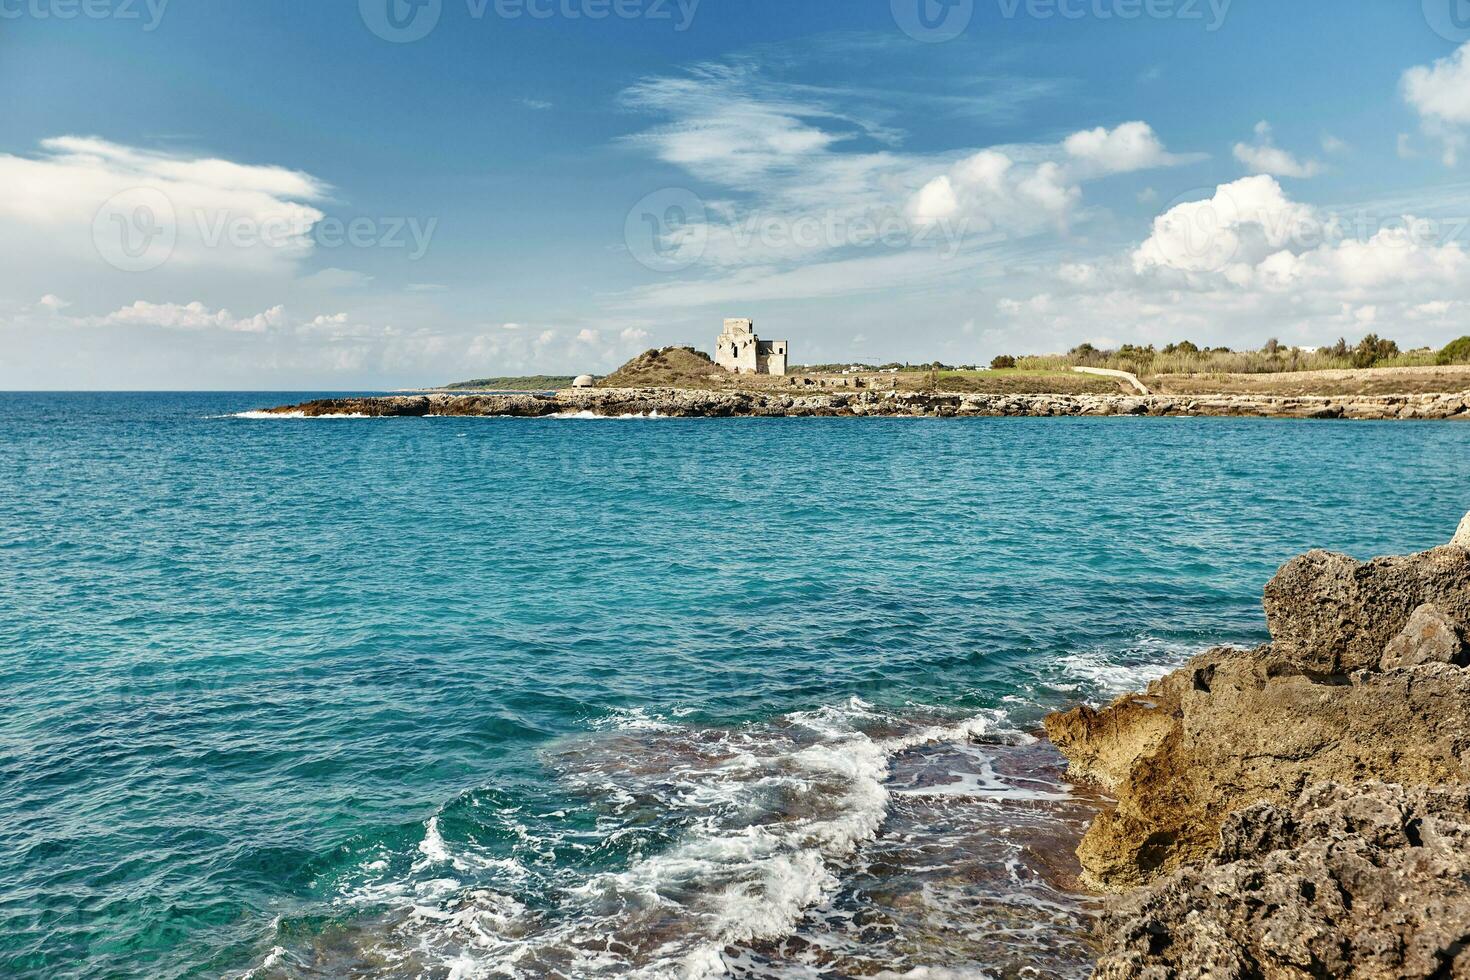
602;347;719;387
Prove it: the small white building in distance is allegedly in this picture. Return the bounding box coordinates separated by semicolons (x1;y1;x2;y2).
715;318;788;376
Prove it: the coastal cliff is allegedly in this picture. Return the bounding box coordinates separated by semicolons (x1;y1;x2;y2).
1045;517;1470;978
263;388;1470;420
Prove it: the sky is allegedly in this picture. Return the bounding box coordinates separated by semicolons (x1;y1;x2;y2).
4;0;1470;388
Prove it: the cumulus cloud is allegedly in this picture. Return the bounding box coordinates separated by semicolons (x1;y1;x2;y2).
1402;42;1470;166
994;175;1470;351
1133;175;1315;276
94;300;288;333
1232;122;1323;178
1064;121;1184;174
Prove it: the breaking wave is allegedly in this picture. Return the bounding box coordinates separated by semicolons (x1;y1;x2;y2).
245;692;1118;979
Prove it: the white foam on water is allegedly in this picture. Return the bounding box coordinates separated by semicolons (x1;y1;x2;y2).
548;410;671;420
891;741;1072;802
290;699;1021;980
1047;636;1203;700
230;410;373;420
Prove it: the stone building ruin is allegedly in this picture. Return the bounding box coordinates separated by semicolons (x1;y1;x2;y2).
715;318;788;376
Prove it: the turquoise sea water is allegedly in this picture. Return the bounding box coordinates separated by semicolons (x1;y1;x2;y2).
3;392;1468;979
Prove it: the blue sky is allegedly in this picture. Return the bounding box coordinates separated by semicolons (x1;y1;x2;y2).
4;0;1470;387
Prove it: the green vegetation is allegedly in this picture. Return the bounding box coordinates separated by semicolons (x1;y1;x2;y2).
990;355;1017;370
987;335;1442;377
1440;336;1470;366
442;375;577;390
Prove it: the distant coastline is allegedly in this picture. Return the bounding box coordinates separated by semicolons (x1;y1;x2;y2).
257;387;1470;421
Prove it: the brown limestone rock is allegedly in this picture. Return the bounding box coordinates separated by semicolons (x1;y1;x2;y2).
1262;545;1470;675
1093;782;1470;980
1045;519;1470;890
1381;603;1469;670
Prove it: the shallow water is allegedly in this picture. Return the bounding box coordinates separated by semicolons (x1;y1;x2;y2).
2;393;1467;979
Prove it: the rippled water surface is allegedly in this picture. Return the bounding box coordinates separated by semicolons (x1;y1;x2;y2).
2;392;1467;979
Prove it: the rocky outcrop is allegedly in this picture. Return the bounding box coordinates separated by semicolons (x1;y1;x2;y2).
1262;547;1470;674
1046;516;1470;977
259;388;1470;421
1093;782;1470;980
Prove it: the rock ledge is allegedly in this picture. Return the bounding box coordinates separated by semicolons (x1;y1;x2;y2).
1045;515;1470;977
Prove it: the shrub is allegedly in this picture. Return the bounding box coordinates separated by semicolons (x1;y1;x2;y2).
1439;336;1470;365
990;354;1017;370
1351;334;1400;369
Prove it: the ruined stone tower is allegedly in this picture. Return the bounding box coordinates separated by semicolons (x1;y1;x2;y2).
715;318;788;376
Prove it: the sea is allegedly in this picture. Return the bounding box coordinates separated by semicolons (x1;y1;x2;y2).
3;391;1468;980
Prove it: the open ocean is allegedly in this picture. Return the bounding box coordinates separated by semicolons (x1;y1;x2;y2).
3;391;1468;980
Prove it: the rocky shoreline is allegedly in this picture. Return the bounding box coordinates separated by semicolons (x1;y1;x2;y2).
262;388;1470;420
1045;514;1470;978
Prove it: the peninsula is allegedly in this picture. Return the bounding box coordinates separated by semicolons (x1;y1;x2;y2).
263;331;1470;420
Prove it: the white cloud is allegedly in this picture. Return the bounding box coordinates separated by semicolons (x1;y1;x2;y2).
1133;175;1315;275
1232;122;1323;178
993;175;1470;352
94;300;288;333
0;136;328;274
1064;121;1182;174
38;294;70;312
1402;42;1470;166
908;175;959;224
622;63;1192;281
